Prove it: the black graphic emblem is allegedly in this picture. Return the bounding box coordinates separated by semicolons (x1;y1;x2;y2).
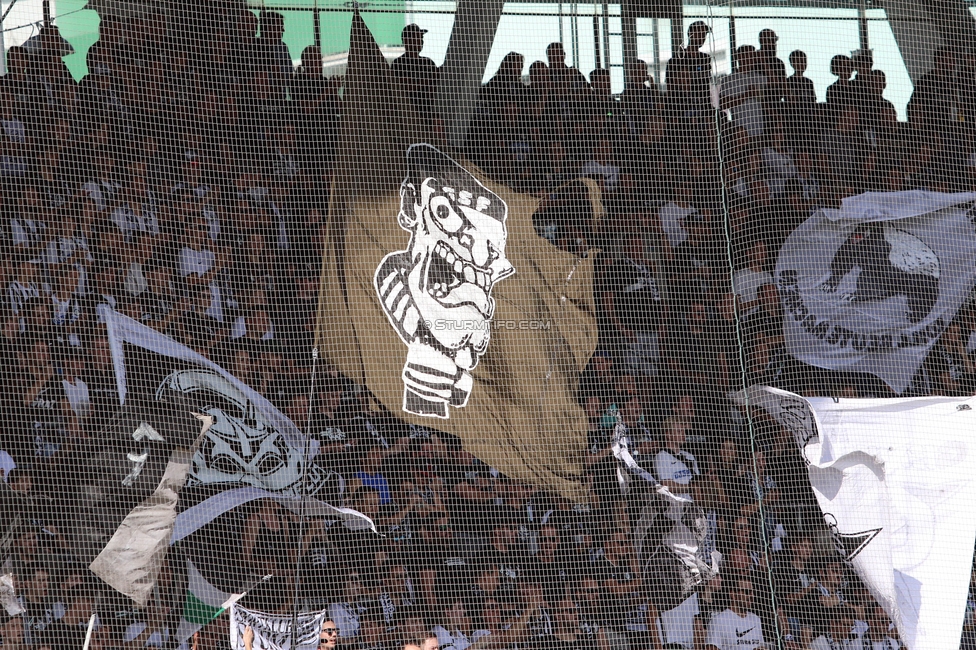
824;513;881;561
820;224;940;324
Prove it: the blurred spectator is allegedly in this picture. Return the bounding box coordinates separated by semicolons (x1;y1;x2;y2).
258;11;293;88
720;46;767;138
705;578;766;649
545;42;588;90
757;29;787;104
826;55;855;108
666;21;713;110
787;51;816;105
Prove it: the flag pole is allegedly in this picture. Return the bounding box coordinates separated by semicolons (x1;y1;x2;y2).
82;613;97;650
290;346;320;649
220;574;274;614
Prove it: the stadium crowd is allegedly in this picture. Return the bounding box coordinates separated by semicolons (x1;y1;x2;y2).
1;6;975;650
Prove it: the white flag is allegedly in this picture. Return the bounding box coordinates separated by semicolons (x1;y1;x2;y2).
230;605;327;650
739;385;976;650
776;191;976;393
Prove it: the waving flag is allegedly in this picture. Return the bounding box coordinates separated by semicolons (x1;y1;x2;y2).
739;385;976;650
776;191;976;393
86;307;373;606
315;14;597;502
175;559;235;645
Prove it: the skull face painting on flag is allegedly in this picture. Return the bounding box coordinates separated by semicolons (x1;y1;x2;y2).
374;144;516;419
80;306;374;608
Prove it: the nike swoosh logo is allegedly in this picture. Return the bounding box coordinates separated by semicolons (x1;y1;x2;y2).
736;627;756;638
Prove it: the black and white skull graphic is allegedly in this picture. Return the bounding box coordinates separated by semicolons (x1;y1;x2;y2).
156;369;323;494
374;144;515;419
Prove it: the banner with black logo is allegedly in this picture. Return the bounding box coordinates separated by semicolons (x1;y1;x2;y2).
315;14;597;502
776;191;976;393
738;385;976;650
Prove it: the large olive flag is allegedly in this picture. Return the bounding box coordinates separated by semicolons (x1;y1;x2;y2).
316;14;597;501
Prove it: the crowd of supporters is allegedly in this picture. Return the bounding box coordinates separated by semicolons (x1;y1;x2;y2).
1;6;976;650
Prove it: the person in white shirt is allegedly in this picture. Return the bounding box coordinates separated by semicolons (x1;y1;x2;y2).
862;607;900;650
433;598;489;650
61;355;90;420
706;579;765;650
719;46;767;138
656;592;704;649
809;610;864;650
329;573;368;641
110;163;159;243
614;410;718;600
733;240;773;318
178;216;225;322
762;126;798;198
0;449;15;481
580;137;621;193
82;153;122;212
658;181;699;250
655;417;700;501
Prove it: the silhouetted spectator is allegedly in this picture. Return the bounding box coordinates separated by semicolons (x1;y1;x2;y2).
392;24;439;116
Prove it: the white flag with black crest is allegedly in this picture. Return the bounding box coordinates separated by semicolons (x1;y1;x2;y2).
738;385;976;650
776;191;976;393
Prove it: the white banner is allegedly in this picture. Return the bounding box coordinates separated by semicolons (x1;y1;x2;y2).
170;486;376;543
740;385;976;650
230;605;327;650
775;191;976;393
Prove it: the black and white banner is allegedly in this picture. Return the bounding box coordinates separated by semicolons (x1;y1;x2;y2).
776;191;976;393
99;304;323;495
230;605;327;650
97;306;376;537
738;385;976;650
374;144;516;420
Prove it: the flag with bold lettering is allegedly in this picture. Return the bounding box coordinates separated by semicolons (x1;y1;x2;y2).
740;385;976;650
776;191;976;393
229;605;326;650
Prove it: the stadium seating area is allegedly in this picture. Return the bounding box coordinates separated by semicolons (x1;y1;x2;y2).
3;8;974;650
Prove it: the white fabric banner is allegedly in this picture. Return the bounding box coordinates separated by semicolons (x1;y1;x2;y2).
230;605;327;650
775;191;976;393
90;448;194;607
170;486;376;543
738;385;976;650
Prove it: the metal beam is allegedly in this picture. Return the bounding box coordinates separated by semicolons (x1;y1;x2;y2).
669;1;683;57
0;5;5;76
435;0;504;151
883;0;941;81
601;0;610;70
621;0;638;68
593;13;602;68
883;0;976;82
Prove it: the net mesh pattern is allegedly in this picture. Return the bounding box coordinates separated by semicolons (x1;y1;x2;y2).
0;2;974;650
